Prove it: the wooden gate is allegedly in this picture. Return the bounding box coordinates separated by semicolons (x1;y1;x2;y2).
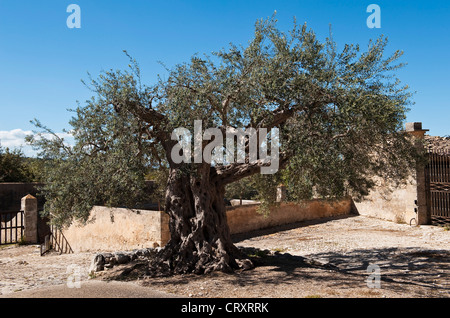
0;210;24;245
426;149;450;226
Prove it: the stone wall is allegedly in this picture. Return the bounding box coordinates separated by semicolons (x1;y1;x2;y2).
227;199;354;235
64;198;354;252
353;122;431;225
63;206;169;252
353;176;417;224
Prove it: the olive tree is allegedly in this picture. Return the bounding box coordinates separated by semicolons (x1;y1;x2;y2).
0;146;33;182
28;17;420;275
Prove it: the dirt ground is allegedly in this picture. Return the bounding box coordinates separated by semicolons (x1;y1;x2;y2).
1;215;449;298
0;245;92;295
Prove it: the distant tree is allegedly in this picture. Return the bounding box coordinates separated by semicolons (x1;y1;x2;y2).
225;175;258;205
22;157;46;182
28;16;421;275
0;146;34;182
145;166;169;210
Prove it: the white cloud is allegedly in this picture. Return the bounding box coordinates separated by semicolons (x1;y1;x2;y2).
0;129;73;157
0;129;33;149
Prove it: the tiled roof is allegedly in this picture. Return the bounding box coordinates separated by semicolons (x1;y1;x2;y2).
424;135;450;152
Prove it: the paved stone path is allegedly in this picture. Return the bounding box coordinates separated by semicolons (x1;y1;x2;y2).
0;280;180;298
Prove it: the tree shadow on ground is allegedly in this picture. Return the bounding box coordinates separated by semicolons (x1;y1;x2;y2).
105;211;449;297
231;214;358;243
234;247;450;297
126;246;449;297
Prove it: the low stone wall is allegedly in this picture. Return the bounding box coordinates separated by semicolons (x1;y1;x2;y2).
227;198;353;235
64;198;353;252
63;206;169;252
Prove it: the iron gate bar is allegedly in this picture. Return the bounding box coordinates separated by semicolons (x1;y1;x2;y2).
427;149;450;225
0;211;24;245
41;224;74;255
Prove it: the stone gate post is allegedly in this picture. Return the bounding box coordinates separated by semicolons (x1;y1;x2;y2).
405;122;431;225
21;194;38;244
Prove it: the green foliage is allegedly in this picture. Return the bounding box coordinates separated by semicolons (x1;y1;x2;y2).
22;157;46;182
157;15;420;204
0;146;36;182
145;167;169;210
27;15;421;226
17;235;27;246
225;176;258;201
26;100;152;227
252;173;282;216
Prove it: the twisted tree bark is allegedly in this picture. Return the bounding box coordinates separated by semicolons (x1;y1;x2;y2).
153;167;252;275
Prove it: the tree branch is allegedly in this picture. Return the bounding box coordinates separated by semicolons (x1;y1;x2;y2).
213;152;288;185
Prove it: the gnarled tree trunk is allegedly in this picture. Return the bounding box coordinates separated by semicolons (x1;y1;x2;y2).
153;167;252;275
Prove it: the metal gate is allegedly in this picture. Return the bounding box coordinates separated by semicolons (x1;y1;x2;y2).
0;210;24;245
40;224;74;255
426;149;450;226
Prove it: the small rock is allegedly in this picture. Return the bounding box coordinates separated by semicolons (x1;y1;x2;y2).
115;252;131;264
89;254;105;273
237;259;254;270
109;257;117;265
134;248;155;259
103;253;114;259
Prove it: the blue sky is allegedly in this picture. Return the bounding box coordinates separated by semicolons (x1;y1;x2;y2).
0;0;449;155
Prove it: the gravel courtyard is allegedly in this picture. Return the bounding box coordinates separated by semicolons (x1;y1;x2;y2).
1;215;449;298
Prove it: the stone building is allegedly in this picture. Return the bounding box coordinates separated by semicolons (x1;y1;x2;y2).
354;122;450;226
